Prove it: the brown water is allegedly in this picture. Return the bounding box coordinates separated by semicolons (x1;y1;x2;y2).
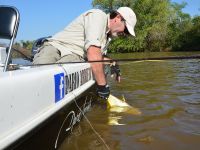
58;52;200;150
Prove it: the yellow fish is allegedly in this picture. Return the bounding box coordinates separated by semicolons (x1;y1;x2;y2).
107;94;141;115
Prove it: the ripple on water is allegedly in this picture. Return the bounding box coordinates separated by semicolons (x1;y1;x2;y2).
179;93;200;105
173;116;200;136
185;106;200;115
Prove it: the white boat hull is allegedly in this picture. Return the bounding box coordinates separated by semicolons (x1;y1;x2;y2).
0;63;95;149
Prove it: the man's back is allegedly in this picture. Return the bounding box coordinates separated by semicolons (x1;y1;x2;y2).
47;9;108;59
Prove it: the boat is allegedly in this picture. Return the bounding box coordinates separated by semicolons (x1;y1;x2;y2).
0;6;95;149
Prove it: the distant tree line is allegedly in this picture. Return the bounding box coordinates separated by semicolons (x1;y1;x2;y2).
0;40;33;58
92;0;200;52
10;40;33;58
14;40;33;51
11;0;200;53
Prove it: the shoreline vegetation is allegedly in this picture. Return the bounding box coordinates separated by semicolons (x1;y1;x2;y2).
0;0;199;59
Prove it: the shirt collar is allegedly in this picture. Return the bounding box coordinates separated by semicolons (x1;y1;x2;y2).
106;14;110;34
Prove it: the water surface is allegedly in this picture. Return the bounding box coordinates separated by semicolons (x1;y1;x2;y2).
58;52;200;150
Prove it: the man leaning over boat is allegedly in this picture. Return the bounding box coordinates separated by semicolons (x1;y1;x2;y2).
33;7;137;100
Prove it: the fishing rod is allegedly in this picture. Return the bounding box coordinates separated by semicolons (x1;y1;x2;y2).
22;55;200;67
12;48;33;62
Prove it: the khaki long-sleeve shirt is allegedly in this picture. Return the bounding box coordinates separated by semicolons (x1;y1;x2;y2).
47;9;109;59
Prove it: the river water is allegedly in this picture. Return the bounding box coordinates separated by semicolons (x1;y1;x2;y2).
57;52;200;150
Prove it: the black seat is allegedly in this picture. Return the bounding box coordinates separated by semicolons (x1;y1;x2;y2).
0;5;20;71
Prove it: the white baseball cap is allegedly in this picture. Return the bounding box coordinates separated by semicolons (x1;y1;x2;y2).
117;7;137;36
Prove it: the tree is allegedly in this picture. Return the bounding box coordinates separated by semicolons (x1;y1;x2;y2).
134;0;171;51
93;0;200;52
20;40;33;50
166;2;193;51
93;0;172;52
12;40;33;58
173;16;200;51
92;0;133;12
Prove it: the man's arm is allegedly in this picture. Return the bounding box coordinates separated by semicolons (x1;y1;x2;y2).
87;45;106;86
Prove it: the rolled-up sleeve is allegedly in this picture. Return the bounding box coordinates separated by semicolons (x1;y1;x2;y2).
84;11;107;51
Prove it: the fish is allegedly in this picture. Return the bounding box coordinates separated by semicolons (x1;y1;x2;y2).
107;94;141;115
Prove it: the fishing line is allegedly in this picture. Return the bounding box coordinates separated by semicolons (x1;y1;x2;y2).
72;94;110;150
119;60;165;66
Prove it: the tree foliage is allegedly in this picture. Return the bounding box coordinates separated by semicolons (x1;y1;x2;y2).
92;0;200;52
92;0;133;12
173;16;200;51
12;40;33;58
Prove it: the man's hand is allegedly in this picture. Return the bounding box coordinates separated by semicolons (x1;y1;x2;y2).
110;62;121;82
96;84;110;100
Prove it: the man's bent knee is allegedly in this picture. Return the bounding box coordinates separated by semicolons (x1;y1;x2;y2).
32;45;61;64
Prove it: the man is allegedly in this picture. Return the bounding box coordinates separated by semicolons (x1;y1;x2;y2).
33;7;137;100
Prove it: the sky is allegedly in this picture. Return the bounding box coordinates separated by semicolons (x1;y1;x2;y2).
1;0;199;41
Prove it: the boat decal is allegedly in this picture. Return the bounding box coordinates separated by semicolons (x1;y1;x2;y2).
54;73;65;103
80;68;92;86
65;71;79;94
54;97;92;149
65;68;92;94
65;98;92;132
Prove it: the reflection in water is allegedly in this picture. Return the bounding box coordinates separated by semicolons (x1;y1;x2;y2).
58;103;120;150
59;121;109;150
59;53;200;150
108;115;125;126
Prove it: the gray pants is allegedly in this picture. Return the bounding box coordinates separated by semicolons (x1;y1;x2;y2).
33;43;84;64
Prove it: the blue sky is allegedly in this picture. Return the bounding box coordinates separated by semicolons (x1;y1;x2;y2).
173;0;200;16
1;0;199;41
